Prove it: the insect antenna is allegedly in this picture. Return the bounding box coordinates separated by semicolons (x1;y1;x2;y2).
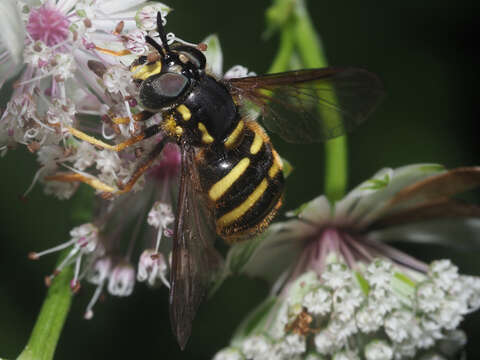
145;12;171;56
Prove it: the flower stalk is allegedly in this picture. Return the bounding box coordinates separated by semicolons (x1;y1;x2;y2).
17;186;94;360
17;259;73;360
266;0;348;202
293;0;348;202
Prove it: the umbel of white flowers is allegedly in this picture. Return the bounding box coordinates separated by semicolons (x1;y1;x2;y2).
214;164;480;360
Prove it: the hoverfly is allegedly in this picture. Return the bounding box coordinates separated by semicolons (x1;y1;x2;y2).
68;12;383;349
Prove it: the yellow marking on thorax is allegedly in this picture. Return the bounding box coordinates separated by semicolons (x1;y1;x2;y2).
198;122;214;144
217;178;268;227
224;120;244;149
250;131;263;154
177;104;191;121
131;61;162;81
175;126;183;136
209;158;250;201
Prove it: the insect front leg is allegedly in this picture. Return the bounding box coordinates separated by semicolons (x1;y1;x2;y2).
67;122;161;152
110;110;155;125
116;137;169;194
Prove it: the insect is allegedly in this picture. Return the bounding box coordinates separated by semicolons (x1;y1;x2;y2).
58;13;383;349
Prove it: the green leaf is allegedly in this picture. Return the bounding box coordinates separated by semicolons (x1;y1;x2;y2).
355;271;370;295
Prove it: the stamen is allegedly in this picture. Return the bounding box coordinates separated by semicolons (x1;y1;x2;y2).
84;282;104;320
154;227;163;254
22;167;46;198
28;238;75;259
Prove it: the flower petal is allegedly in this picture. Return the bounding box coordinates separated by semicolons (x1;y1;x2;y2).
371;200;480;229
231;222;309;284
0;0;25;86
299;195;332;224
369;217;480;249
203;34;223;78
336;164;445;226
384;166;480;213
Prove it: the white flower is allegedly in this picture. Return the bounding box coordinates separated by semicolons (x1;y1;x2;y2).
147;201;175;229
241;335;271;359
73;141;97;170
95;150;121;176
364;340;393;360
302;287;332;316
137;249;169;287
213;348;244;360
108;262;135;297
214;165;480;360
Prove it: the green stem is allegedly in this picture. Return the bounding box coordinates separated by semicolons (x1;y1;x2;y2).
267;22;295;74
293;0;348;201
17;263;73;360
17;185;94;360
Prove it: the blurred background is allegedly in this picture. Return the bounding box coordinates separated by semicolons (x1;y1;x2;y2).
1;0;479;358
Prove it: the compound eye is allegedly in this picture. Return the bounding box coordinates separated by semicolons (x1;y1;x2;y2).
139;72;189;110
157;72;189;97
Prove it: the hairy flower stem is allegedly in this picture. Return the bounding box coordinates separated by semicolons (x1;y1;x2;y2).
294;0;348;201
18;186;94;360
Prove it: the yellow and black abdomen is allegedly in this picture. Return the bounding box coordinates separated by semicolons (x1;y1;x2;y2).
197;121;284;242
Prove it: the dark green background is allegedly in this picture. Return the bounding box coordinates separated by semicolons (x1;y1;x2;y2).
1;0;479;358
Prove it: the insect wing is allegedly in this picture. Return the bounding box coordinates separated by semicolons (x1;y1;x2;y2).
169;142;223;349
228;67;384;143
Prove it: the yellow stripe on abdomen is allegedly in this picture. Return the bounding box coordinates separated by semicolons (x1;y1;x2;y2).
209;158;250;201
217;178;268;227
250;131;263;154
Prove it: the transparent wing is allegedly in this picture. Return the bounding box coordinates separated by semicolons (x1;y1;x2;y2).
169;142;223;349
228;67;384;143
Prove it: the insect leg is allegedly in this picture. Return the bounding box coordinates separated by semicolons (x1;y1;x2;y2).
45;138;169;196
94;46;131;57
111;110;155;125
116;137;169;194
45;173;117;193
67;122;161;152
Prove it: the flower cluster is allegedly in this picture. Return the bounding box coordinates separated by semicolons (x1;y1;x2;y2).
215;164;480;359
215;259;478;360
0;0;175;198
0;0;259;320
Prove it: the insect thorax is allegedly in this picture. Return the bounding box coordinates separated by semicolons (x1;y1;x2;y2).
160;74;239;146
